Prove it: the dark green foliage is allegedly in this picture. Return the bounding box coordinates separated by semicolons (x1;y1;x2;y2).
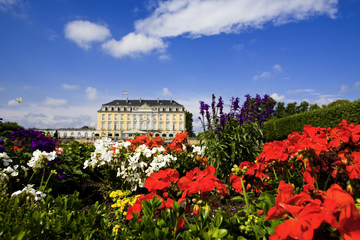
200;121;263;179
186;111;196;137
0;192;112;239
274;102;286;118
263;99;360;141
309;103;321;111
285;102;297;116
325;99;351;108
0;121;25;135
297;101;309;113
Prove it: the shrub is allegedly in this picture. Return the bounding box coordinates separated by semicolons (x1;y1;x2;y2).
263;99;360;141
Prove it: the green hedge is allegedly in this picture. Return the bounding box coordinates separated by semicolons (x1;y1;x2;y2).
262;100;360;141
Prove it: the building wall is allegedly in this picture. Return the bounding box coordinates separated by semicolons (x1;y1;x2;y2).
96;99;186;139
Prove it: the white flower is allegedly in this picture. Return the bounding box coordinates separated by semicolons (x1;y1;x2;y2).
11;184;46;201
28;150;57;170
0;152;13;167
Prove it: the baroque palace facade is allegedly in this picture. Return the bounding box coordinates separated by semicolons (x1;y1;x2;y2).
97;98;186;139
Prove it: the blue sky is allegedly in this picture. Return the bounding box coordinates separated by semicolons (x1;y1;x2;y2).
0;0;359;132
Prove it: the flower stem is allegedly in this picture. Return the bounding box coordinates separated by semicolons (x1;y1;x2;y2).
226;199;233;234
308;157;319;190
43;172;53;192
239;176;250;215
40;168;45;190
323;170;332;191
272;167;278;180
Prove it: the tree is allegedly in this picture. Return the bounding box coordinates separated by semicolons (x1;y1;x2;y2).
326;99;351;108
185;111;195;137
274;102;286;118
309;103;321;111
285;102;298;116
297;101;309;113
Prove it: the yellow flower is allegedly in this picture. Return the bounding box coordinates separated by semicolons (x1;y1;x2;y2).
112;224;120;235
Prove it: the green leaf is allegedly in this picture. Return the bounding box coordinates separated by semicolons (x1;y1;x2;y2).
231;196;243;202
216;229;228;239
15;231;25;240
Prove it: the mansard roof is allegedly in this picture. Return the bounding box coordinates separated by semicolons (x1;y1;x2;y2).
103;99;183;107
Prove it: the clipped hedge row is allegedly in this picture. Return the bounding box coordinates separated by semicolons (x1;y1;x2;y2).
262;99;360;141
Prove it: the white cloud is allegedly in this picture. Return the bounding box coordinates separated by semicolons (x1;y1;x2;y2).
43;97;67;107
355;81;360;88
8;99;18;106
101;33;167;58
62;84;79;90
0;87;4;91
283;77;291;80
44;29;59;41
270;93;285;102
314;97;335;106
23;85;32;89
64;20;111;49
159;54;171;60
0;0;28;17
161;87;172;96
233;43;244;50
273;64;283;72
340;85;348;94
287;89;315;95
67;0;338;59
135;0;338;38
85;87;98;100
253;71;270;81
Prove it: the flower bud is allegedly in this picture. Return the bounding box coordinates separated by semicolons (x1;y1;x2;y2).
258;210;264;216
204;204;211;214
193;205;199;215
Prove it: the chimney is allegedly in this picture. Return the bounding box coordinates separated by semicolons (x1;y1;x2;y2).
140;98;142;103
126;98;128;103
170;98;172;103
157;98;159;103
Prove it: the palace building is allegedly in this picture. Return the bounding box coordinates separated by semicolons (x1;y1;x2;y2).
97;98;186;139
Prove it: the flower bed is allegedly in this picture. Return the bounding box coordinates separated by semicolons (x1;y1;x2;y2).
1;118;360;239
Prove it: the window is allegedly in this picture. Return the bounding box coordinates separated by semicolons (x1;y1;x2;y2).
166;123;169;130
140;114;143;120
120;122;124;130
179;114;183;120
147;114;150;120
133;115;137;120
127;114;130;120
108;122;112;130
173;123;176;130
173;114;176;120
147;122;150;129
166;114;169;120
160;122;163;130
108;114;111;120
114;122;118;130
114;114;118;120
160;114;163;120
121;114;124;120
127;122;130;130
179;122;183;130
102;114;105;120
133;122;136;129
153;122;156;129
101;122;105;130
